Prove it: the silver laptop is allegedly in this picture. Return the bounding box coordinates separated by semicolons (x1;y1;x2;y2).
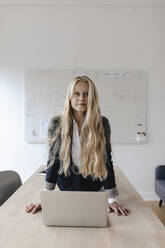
40;191;108;227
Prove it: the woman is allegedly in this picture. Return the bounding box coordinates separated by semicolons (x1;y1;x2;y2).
26;75;129;216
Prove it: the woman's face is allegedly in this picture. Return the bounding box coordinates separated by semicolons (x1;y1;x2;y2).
71;81;89;114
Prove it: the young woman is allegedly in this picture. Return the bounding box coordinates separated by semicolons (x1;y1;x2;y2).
25;75;129;216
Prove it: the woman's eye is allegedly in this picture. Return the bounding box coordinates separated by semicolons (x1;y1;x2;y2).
84;92;88;97
74;92;88;97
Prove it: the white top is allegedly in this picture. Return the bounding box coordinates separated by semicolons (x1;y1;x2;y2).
72;118;116;204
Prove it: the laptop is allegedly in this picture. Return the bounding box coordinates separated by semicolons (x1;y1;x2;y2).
40;191;108;227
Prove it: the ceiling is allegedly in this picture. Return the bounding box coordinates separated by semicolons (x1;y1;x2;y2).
0;0;165;6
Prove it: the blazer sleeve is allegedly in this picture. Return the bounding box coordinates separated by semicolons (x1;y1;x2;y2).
44;159;60;190
45;116;61;190
102;116;119;198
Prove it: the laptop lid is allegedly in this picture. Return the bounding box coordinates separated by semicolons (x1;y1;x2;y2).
40;191;108;227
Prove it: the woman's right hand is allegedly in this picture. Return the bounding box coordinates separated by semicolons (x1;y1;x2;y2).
25;203;42;214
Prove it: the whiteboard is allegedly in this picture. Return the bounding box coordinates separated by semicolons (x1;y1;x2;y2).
25;70;147;144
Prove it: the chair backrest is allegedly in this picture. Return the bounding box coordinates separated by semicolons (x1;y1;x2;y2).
0;170;22;206
155;165;165;180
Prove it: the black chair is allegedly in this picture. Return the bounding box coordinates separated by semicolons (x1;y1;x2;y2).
0;170;22;206
155;165;165;207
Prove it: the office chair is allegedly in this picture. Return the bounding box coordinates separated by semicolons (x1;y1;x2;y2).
155;165;165;207
0;170;22;206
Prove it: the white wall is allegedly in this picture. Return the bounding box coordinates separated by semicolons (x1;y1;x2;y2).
0;3;165;200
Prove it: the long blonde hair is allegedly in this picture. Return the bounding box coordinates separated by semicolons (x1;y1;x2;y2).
48;75;108;181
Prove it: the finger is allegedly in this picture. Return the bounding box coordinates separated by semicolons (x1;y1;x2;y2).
121;207;129;214
26;205;35;213
26;207;34;213
32;206;39;214
108;205;113;213
118;207;127;216
32;204;41;214
32;207;37;214
124;207;130;213
109;204;116;212
120;207;130;216
26;208;32;213
25;206;31;212
113;206;120;216
25;205;33;210
109;203;119;215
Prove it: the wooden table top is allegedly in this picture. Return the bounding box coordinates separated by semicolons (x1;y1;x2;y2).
0;166;165;248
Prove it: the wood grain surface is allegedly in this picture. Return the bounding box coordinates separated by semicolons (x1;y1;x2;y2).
0;166;165;248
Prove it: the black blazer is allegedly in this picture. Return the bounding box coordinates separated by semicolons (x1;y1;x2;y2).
45;116;118;197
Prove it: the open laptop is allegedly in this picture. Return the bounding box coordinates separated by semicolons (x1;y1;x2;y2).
40;191;108;227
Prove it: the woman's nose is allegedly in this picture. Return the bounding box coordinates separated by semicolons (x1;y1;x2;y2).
79;94;84;100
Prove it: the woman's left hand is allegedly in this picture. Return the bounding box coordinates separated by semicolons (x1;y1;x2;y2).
108;202;130;216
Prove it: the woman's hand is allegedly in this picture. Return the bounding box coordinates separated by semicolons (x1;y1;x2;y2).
25;203;42;214
108;202;129;216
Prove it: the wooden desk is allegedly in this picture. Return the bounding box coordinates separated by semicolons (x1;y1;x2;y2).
0;166;165;248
